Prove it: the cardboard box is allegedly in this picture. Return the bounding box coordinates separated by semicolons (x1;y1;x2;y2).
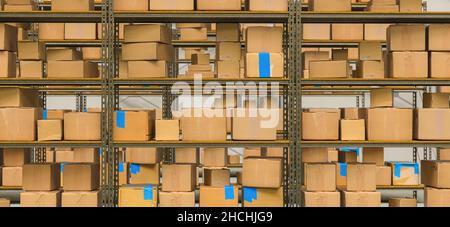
0;87;40;108
47;48;82;61
155;120;179;141
398;0;422;12
308;0;351;11
125;148;161;164
388;198;417;207
2;148;30;166
197;0;241;10
428;24;450;51
414;109;450;140
346;163;376;192
363;147;384;166
217;23;240;42
309;60;349;78
341;119;365;141
149;0;194;10
22;164;60;191
18;41;44;60
335;163;347;187
72;148;99;163
305;163;336;192
119;162;128;185
162;164;196;192
64;112;101;141
217;60;240;79
367;108;413;141
129;163;160;185
376;165;392;186
122;43;173;61
302;51;330;70
81;47;101;60
371;88;393;108
179;27;207;41
114;110;154;141
181;110;227;141
387;162;419;186
20;191;61;207
118;185;157;207
204;168;230;187
421;161;450;189
364;24;391;41
245;53;283;78
19;60;43;78
203;148;227;167
62;191;99;207
243;187;284;207
341;191;381;207
0;198;10;207
217;42;241;61
341;108;367;120
302;148;338;163
64;23;96;40
303;23;331;40
387;25;426;51
242;158;282;188
302;110;340;140
124;24;171;44
2;167;22;186
332;24;364;40
246;26;283;53
55;150;74;163
232;108;277;140
114;0;149;11
338;149;359;163
249;0;288;11
47;61;99;78
63;164;99;191
42;109;68;120
159;191;195;207
424;187;450;207
356;60;385;79
359;41;382;61
228;155;241;165
0;108;37;141
302;191;340;207
438;148;450;161
37;120;62;141
0;24;18;51
175;148;198;164
389;51;428;78
0;51;16;78
430;52;450;78
38;23;64;40
52;0;94;11
199;185;239;207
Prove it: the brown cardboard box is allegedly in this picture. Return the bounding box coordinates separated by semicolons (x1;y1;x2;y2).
64;112;101;141
364;24;391;41
62;191;99;207
125;148;161;164
428;25;450;51
197;0;241;10
118;185;157;207
331;49;348;61
124;24;171;44
341;119;365;141
192;53;210;65
52;0;94;11
389;198;417;207
181;110;227;141
18;41;44;60
199;185;239;207
303;24;331;40
0;108;37;141
63;164;99;191
81;47;101;60
217;23;240;42
389;51;428;78
356;60;385;79
43;109;69;120
203;168;230;187
302;191;340;207
424;187;450;207
204;148;227;167
55;150;74;163
2;167;22;186
37;120;62;141
0;87;40;108
332;24;364;40
179;27;207;41
308;0;351;11
367;108;413;141
47;61;99;78
23;164;60;191
438;148;450;161
0;51;16;78
398;0;422;12
376;165;392;186
175;148;198;164
242;157;282;188
249;0;288;11
302;110;340;140
266;147;284;158
387;25;426;51
387;162;419;186
114;0;149;11
149;0;194;10
155;120;179;141
122;43;173;61
309;60;350;78
359;41;382;61
47;48;82;61
338;149;358;163
129;163;160;185
217;42;241;61
162;164;196;192
0;24;18;51
245;53;283;78
341;191;381;207
244;148;263;158
305;163;336;192
430;52;450;78
341;108;367;120
414;109;450;140
38;23;64;40
2;148;30;166
302;148;338;163
302;51;330;70
346;163;376;191
421;161;450;189
19;60;43;78
119;162;128;185
363;147;384;166
217;60;240;79
0;198;10;207
243;187;284;207
246;26;283;53
114;110;154;141
64;23;96;40
228;155;241;165
232;108;277;140
20;191;61;207
159;191;195;207
73;148;99;163
371;88;393;108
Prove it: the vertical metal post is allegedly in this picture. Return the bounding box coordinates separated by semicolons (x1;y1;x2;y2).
413;91;418;199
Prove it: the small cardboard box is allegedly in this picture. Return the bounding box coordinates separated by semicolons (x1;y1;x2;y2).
430;52;450;78
55;150;74;163
421;161;450;189
23;164;60;191
20;191;61;207
428;24;450;51
341;119;365;141
179;27;207;41
389;198;417;207
129;163;160;185
114;0;149;11
363;147;384;166
245;53;284;78
47;61;99;78
243;187;284;207
387;162;419;186
346;163;376;192
217;23;240;42
203;148;228;167
423;93;450;108
398;0;422;12
242;157;282;188
341;191;381;207
359;41;382;61
376;165;392;186
302;51;330;70
424;187;450;207
162;164;196;192
302;109;340;140
122;43;174;61
17;41;45;60
64;112;101;141
2;167;22;187
149;0;194;10
302;191;340;207
199;185;239;207
63;164;99;191
203;168;230;187
175;148;199;164
155;120;180;141
197;0;241;10
246;26;283;53
81;47;101;60
341;108;367;120
19;60;43;78
302;148;338;163
387;24;426;51
414;109;450;140
216;42;241;61
0;198;10;207
181;110;227;141
52;0;94;11
38;120;63;141
159;191;195;207
73;148;100;163
2;148;30;167
118;185;158;207
371;88;393;108
305;163;336;192
47;48;82;61
125;148;161;164
367;108;413;141
309;60;350;78
0;108;38;141
38;23;64;40
338;148;359;163
124;24;171;44
62;191;100;207
114;110;154;141
364;23;391;41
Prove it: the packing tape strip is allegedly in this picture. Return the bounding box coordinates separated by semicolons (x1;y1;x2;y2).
224;185;235;200
143;185;153;201
116;111;126;128
118;163;124;173
42;110;48;120
258;52;271;78
339;163;347;177
130;164;141;175
394;163;419;177
243;187;257;203
340;147;360;156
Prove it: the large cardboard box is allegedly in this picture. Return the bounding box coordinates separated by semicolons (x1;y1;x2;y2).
203;148;227;167
181;109;227;141
302;109;340;140
38;23;64;40
159;191;195;207
114;0;149;11
303;24;331;40
336;163;347;187
332;24;364;40
118;185;158;207
341;191;381;207
0;24;18;51
47;48;82;61
175;148;198;164
55;150;74;163
346;163;376;192
428;25;450;51
20;191;61;207
122;43;174;61
308;0;351;11
363;147;384;166
249;0;288;11
217;60;240;79
387;162;419;186
63;164;99;191
371;88;393;108
364;24;391;41
430;52;450;78
19;60;43;78
376;165;392;186
23;164;60;191
81;47;101;60
389;198;417;207
203;168;230;187
216;23;240;42
340;119;365;141
309;60;350;78
125;148;161;164
302;191;340;207
367;108;413;141
47;61;99;78
424;187;450;207
423;93;450;108
197;0;241;10
114;110;154;141
387;25;426;51
128;61;168;78
414;109;450;140
0;87;40;108
246;26;283;53
245;53;283;78
438;148;450;161
243;187;284;207
421;161;450;189
389;51;428;78
305;163;336;192
162;164;196;192
37;120;62;141
242;158;282;188
0;51;16;78
52;0;94;11
129;163;160;185
18;41;44;60
302;148;338;163
398;0;422;12
149;0;194;10
155;120;179;141
124;24;171;44
0;108;37;141
359;41;382;61
62;191;100;207
64;23;96;40
199;185;239;207
2;167;22;186
64;112;101;141
2;148;30;166
232;108;277;140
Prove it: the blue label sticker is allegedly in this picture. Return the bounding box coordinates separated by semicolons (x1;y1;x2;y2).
394;163;419;177
224;185;235;200
99;148;102;156
143;185;153;201
118;163;124;173
42;110;48;120
130;164;141;175
339;163;347;177
116;111;126;128
258;52;271;78
60;163;65;172
243;187;257;203
340;148;361;156
83;107;87;113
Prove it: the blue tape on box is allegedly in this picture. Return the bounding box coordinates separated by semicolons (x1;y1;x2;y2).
116;111;126;128
42;110;48;120
339;163;347;177
118;163;124;173
243;187;257;203
60;163;65;172
394;163;419;177
130;164;141;175
224;185;235;200
143;185;153;201
99;148;102;156
340;147;360;156
258;52;271;78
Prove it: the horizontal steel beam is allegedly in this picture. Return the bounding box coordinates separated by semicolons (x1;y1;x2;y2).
114;140;289;148
114;78;289;85
301;79;450;86
302;12;450;23
0;141;102;148
0;79;102;86
302;141;450;148
0;12;102;23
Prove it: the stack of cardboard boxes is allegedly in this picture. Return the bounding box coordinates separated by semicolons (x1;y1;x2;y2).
17;41;44;78
422;160;450;207
2;0;37;11
356;41;384;79
61;163;100;207
362;147;392;187
0;23;18;78
47;46;99;79
368;0;423;13
341;163;380;207
216;23;241;79
185;53;214;79
21;163;61;207
161;164;196;207
1;148;30;188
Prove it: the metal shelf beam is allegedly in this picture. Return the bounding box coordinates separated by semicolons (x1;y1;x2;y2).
0;79;102;86
0;141;102;148
302;12;450;23
0;11;102;23
302;141;450;148
302;79;450;86
114;78;290;85
114;140;289;148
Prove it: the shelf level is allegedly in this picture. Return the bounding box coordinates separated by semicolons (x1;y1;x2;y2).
302;12;450;23
0;79;103;86
301;79;450;86
114;140;289;148
302;141;450;148
0;141;102;148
